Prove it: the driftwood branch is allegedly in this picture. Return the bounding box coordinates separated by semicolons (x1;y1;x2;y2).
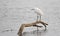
17;20;48;36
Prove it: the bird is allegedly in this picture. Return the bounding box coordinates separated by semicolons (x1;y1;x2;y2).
31;7;44;21
31;7;44;31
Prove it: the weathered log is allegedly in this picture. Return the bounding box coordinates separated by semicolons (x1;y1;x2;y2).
17;20;48;36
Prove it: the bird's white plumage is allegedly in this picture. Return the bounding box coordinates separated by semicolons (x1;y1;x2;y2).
32;8;44;16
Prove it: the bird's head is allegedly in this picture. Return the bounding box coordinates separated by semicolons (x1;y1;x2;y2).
31;7;44;16
31;8;40;10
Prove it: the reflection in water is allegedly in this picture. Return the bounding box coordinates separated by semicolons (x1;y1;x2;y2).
20;29;48;36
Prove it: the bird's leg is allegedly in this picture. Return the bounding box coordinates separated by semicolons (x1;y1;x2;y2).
39;15;41;21
36;14;39;31
36;14;39;22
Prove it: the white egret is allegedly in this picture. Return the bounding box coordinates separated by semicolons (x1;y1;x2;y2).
31;7;44;21
31;7;44;31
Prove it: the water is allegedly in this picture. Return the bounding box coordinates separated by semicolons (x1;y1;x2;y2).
0;0;60;36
